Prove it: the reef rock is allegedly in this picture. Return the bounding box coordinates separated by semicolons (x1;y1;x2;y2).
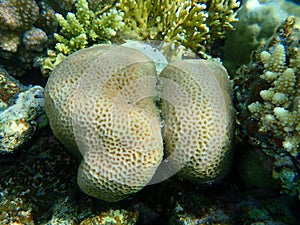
0;68;45;153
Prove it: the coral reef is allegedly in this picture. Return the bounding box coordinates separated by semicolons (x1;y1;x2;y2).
234;16;300;198
0;0;39;54
223;0;300;74
44;42;234;201
0;0;58;76
53;0;124;55
0;122;299;224
236;145;280;190
40;0;240;75
0;0;39;32
42;196;94;225
0;193;35;225
0;131;81;224
0;68;45;153
45;0;76;14
170;202;232;225
0;0;300;224
248;43;300;156
23;27;48;52
167;181;298;225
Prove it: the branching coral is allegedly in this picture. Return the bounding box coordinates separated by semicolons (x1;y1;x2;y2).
40;0;240;75
54;0;124;55
117;0;240;55
117;0;209;51
234;16;300;198
40;0;124;75
248;43;300;155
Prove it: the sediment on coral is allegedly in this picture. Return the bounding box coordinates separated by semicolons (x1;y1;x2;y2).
234;16;300;199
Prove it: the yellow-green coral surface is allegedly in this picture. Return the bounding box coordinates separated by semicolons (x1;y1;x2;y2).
41;0;240;75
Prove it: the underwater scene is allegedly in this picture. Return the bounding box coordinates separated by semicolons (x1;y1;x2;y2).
0;0;300;224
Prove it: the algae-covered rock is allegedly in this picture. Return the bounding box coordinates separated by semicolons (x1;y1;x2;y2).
0;67;24;110
0;68;45;153
79;209;138;225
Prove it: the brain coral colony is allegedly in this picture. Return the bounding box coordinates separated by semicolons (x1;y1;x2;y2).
44;44;235;202
40;0;240;75
234;16;300;199
44;0;238;202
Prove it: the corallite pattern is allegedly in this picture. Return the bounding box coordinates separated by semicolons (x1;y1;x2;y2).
45;44;163;202
45;43;234;202
161;59;234;182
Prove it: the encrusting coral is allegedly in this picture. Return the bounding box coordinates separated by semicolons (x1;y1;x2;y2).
44;43;234;202
234;16;300;198
40;0;240;75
